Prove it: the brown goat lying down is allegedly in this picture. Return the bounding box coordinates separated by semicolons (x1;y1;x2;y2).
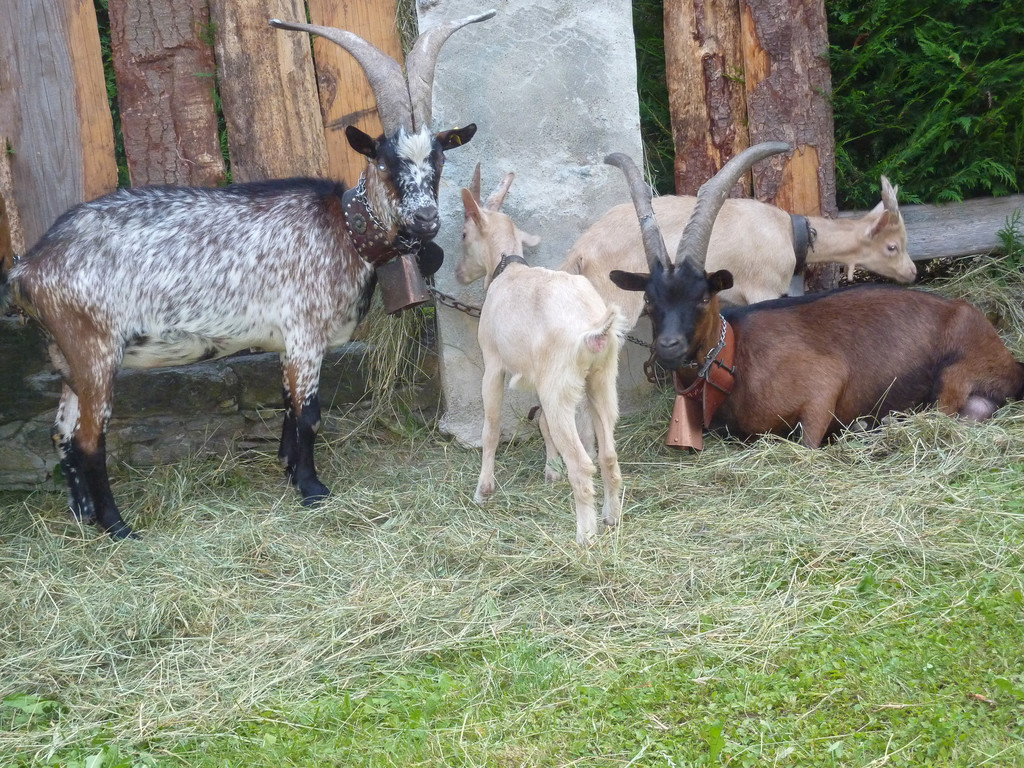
703;284;1024;446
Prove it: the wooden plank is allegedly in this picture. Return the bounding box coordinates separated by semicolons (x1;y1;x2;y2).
209;0;329;183
861;195;1024;262
739;0;837;290
0;138;26;271
664;0;749;196
1;0;117;247
307;0;403;185
108;0;226;187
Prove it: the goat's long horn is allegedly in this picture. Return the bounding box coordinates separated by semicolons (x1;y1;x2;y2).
269;19;414;136
676;141;790;271
406;10;496;131
605;153;671;271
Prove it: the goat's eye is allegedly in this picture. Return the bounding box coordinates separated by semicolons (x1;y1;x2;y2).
887;243;898;253
377;162;387;172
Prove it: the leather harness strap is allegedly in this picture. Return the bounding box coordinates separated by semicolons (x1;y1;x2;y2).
678;318;736;426
790;214;817;275
662;315;738;451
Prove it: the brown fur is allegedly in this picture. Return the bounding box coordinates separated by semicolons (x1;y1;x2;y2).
704;285;1024;447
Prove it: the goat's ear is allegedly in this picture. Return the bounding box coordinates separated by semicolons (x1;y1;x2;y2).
346;125;378;159
485;173;515;212
436;124;477;150
609;269;650;293
706;269;734;293
518;228;541;248
461;187;484;225
866;206;894;238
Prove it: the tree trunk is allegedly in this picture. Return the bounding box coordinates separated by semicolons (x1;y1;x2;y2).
209;0;328;183
108;0;226;187
0;0;117;247
739;0;838;290
664;0;749;196
307;0;404;185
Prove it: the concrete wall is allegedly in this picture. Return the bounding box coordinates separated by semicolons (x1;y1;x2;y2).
419;0;647;446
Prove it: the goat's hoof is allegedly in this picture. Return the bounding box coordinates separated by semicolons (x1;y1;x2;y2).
544;468;562;484
105;521;139;540
576;532;598;547
70;508;97;526
473;486;494;505
298;478;331;507
602;515;620;529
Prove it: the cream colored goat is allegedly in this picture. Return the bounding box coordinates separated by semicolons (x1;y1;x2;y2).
563;175;913;326
455;167;628;545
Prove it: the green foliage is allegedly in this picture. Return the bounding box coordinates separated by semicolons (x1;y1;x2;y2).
996;208;1024;266
829;0;1024;207
633;0;676;194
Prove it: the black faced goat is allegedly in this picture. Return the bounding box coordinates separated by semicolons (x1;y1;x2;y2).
0;11;494;538
605;146;1024;449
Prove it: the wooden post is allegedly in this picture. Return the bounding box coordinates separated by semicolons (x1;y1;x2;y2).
307;0;404;185
0;0;117;247
107;0;226;187
739;0;837;290
209;0;329;183
664;0;749;196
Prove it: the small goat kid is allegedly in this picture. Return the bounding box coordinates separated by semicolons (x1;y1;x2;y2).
0;12;495;539
565;170;913;326
455;168;627;545
605;146;1024;448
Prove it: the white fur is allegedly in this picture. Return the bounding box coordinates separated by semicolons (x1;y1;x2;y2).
456;171;627;546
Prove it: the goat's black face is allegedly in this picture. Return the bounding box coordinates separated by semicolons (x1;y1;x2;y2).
610;261;733;371
347;123;477;240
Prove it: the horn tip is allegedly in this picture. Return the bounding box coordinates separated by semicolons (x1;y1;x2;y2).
604;152;630;168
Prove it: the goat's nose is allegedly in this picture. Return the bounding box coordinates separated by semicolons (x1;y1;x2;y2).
413;206;439;233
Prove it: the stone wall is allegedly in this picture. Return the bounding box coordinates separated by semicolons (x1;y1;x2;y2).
0;316;370;490
419;0;648;447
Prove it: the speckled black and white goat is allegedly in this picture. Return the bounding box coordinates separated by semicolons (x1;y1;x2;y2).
0;11;494;539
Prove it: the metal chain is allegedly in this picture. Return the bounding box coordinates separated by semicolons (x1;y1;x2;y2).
427;286;481;318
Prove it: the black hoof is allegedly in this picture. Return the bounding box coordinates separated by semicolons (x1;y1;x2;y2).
300;480;331;507
104;520;139;540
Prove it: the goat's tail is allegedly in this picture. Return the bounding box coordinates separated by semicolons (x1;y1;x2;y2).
581;304;628;356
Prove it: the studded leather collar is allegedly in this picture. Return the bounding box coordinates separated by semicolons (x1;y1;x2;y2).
342;182;402;267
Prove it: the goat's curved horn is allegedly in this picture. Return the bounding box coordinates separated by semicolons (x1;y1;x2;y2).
676;141;790;271
269;19;413;136
406;10;497;131
605;152;671;271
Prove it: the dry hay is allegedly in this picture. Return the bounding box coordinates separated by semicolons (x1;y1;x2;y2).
2;257;1023;758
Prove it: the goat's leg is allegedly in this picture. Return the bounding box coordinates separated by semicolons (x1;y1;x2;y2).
475;364;505;503
57;370;134;539
536;410;563;483
281;355;329;505
54;385;94;524
586;370;622;529
539;392;598;546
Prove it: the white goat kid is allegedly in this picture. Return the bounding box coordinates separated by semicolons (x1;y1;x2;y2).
563;176;913;326
455;169;627;545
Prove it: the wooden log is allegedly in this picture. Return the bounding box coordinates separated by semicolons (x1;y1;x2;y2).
209;0;329;182
739;0;837;291
108;0;226;187
866;195;1024;262
0;0;117;247
664;0;749;196
307;0;403;185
